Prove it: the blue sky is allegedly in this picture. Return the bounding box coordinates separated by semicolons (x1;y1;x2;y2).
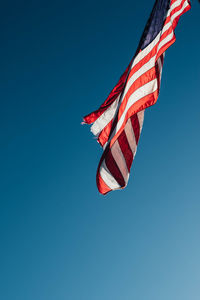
1;1;200;299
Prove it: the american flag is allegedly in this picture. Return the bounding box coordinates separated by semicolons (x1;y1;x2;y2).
83;0;191;195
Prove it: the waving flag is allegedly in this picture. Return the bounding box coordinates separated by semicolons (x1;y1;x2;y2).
83;0;191;194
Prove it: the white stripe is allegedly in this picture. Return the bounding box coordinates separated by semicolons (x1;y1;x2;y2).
91;95;120;136
124;118;137;155
157;56;162;72
137;110;145;132
157;55;163;81
99;160;121;190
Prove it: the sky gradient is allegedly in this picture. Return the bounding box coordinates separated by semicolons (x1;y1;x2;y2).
1;1;200;299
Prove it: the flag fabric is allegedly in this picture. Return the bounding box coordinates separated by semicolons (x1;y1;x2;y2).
83;0;191;195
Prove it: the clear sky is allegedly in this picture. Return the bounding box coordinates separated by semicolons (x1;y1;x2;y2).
1;1;200;299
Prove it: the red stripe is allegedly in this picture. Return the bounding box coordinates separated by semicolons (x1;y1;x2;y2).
105;149;125;187
117;130;133;173
170;0;179;6
131;114;140;145
161;54;164;66
98;119;113;147
96;173;111;195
